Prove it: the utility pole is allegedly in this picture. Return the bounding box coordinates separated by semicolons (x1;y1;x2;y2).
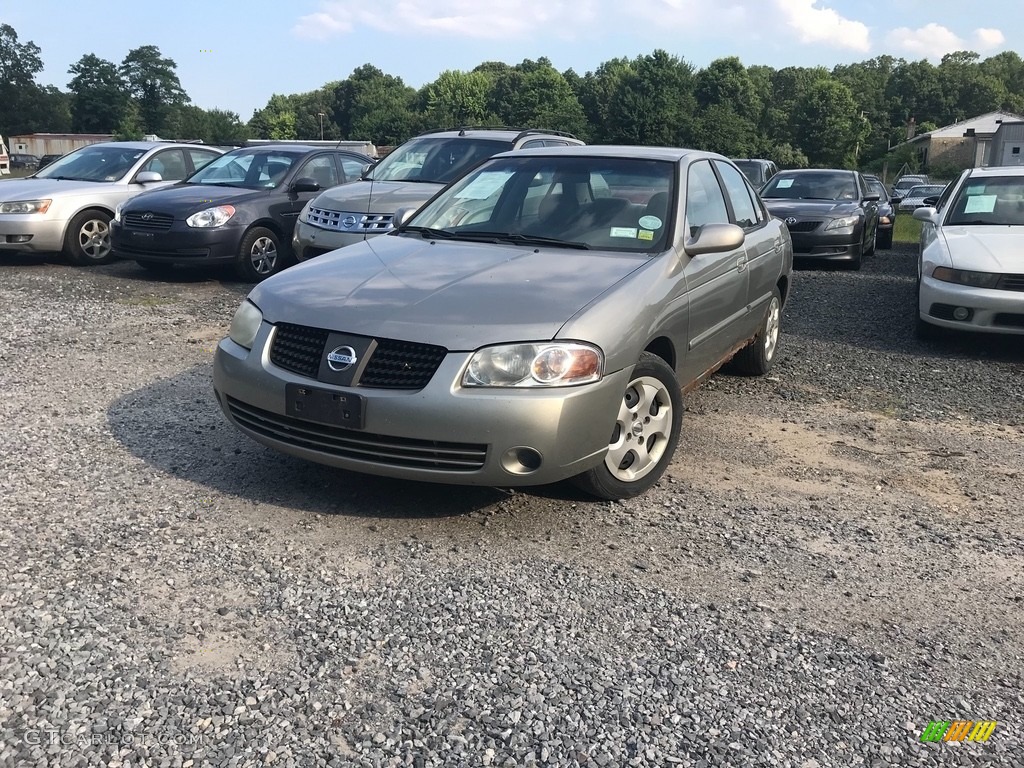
317;112;326;141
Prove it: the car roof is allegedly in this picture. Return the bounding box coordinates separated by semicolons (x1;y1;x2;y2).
966;166;1024;177
774;167;856;175
412;128;580;142
85;141;219;151
222;143;370;156
489;145;725;162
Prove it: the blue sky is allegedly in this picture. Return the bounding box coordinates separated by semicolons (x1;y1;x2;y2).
3;1;1019;123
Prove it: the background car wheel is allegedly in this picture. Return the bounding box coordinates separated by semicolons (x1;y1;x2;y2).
729;287;782;376
64;209;114;265
570;352;682;501
235;227;281;282
876;227;893;250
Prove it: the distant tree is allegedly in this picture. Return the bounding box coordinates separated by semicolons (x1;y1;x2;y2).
793;79;867;167
114;101;146;141
422;70;491;129
120;45;189;135
68;54;128;133
249;94;298;139
605;50;696;146
205;109;249;145
694;57;761;122
691;104;758;156
488;58;587;137
0;23;47;136
331;65;419;143
575;57;634;143
886;59;949;130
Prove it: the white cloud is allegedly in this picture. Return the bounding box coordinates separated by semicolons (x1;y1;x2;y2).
292;0;595;41
772;0;871;52
886;23;1007;58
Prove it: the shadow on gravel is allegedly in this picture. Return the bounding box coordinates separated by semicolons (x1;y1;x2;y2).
786;245;1024;364
107;363;517;518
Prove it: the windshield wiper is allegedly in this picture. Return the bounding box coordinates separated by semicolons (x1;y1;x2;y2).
454;231;590;250
401;225;455;239
952;219;998;225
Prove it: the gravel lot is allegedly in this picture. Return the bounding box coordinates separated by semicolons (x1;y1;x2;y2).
1;245;1022;767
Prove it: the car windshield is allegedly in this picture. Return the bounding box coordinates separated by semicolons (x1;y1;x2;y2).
367;137;510;184
33;145;147;182
403;155;675;253
186;149;299;189
731;160;764;186
945;176;1024;226
761;171;858;201
905;185;946;198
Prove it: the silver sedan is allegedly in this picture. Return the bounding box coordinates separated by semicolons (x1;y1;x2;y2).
214;146;793;499
0;141;223;265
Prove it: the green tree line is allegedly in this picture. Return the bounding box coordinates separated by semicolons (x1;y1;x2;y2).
2;22;1022;174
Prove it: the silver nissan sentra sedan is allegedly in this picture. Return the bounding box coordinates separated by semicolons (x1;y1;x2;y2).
214;146;793;499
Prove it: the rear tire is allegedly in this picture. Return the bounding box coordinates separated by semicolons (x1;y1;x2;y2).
235;227;282;282
64;209;114;265
876;227;893;250
569;352;682;501
730;287;782;376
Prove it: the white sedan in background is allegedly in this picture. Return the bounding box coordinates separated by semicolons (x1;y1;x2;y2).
913;166;1024;338
0;141;223;265
897;183;947;211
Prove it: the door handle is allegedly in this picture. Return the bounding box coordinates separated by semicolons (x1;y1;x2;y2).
736;257;747;272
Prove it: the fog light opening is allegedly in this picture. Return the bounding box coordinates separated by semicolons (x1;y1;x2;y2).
500;447;543;475
6;234;32;244
952;307;970;321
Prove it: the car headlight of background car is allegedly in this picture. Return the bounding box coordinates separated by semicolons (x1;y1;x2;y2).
824;215;860;233
187;205;236;228
463;343;603;388
114;201;125;222
931;267;1001;289
0;199;51;214
228;300;263;349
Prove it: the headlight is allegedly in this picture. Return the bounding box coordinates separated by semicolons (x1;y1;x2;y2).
824;215;860;231
187;205;236;228
931;267;1001;289
463;343;603;388
0;199;51;214
114;202;125;223
228;300;263;350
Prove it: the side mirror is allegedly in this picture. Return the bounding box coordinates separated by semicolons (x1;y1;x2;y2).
922;195;940;207
135;171;163;184
913;207;938;224
863;194;880;202
890;196;902;206
360;162;376;179
291;177;320;193
684;222;745;257
392;207;417;230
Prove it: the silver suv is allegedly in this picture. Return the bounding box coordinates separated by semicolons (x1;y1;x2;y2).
292;128;584;261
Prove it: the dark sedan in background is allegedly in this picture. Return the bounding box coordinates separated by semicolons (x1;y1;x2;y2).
864;174;895;249
112;144;372;281
760;169;879;269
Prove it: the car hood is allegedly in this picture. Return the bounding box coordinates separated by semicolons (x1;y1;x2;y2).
312;180;443;214
0;177;122;200
940;226;1024;272
123;184;267;213
762;199;863;217
249;234;650;350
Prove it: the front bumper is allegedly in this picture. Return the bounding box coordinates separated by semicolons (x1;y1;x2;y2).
0;214;66;253
293;218;367;261
919;275;1024;335
789;229;863;261
111;220;244;264
213;323;632;487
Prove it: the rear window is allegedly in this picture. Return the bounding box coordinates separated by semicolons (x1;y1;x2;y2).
761;171;858;201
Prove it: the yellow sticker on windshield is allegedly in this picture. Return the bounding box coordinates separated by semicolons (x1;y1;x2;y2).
638;229;654;240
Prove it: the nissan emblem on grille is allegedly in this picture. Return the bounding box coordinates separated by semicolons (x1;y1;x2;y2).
785;217;797;225
342;216;357;229
327;346;357;371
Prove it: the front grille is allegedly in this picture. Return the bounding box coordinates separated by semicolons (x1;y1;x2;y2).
996;274;1024;292
993;312;1024;328
306;207;394;233
786;220;822;233
361;339;447;389
123;212;174;231
270;323;330;378
269;323;448;390
226;397;487;471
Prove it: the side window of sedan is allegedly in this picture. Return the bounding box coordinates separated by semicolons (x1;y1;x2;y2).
140;149;188;181
297;155;339;189
338;156;368;183
187;149;219;173
714;161;761;229
686;160;730;237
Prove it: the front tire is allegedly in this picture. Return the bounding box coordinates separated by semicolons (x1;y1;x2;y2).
235;227;282;282
730;287;782;376
64;209;114;265
570;352;682;501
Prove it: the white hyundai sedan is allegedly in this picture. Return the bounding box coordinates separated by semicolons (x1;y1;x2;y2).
913;166;1024;339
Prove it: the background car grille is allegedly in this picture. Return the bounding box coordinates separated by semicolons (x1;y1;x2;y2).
123;212;174;231
226;397;487;471
306;207;394;232
270;323;331;379
996;274;1024;292
269;322;447;389
785;220;822;233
